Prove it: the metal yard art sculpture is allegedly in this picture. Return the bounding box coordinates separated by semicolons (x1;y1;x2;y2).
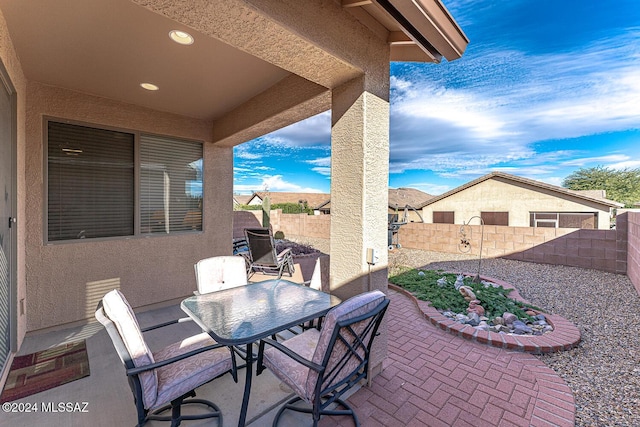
458;216;485;283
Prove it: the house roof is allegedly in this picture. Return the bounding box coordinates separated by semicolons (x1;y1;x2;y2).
251;192;330;210
316;188;431;211
417;172;624;209
0;0;467;122
388;187;433;209
233;194;252;205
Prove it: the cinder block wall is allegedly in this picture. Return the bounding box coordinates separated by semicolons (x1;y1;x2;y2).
628;212;640;293
270;212;331;239
232;210;331;240
248;212;631;276
397;221;626;274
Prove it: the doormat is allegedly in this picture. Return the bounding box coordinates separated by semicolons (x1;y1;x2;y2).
0;340;90;403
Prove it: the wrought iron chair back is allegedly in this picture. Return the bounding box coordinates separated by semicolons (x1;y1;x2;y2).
257;290;389;427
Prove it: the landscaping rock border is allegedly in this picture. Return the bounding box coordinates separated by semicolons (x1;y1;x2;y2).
389;274;581;354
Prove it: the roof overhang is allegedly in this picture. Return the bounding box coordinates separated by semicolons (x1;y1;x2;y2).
343;0;469;63
0;0;468;136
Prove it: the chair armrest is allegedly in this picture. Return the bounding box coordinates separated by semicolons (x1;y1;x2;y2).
126;342;231;376
140;317;193;333
276;247;292;258
257;337;324;375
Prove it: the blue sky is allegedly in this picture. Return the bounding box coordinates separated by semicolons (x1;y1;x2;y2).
234;0;640;196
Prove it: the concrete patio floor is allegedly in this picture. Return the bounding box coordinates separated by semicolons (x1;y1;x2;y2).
1;280;574;427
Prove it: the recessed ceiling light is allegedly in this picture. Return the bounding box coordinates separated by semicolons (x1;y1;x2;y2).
169;30;194;45
140;83;159;91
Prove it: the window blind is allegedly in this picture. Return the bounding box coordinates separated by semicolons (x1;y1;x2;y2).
140;134;203;234
47;122;134;241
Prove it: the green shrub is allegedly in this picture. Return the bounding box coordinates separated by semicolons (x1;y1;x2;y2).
389;269;541;321
274;231;285;239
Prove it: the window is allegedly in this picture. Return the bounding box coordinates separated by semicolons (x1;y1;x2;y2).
529;212;596;229
140;134;203;234
481;211;509;226
433;211;454;224
47;122;134;241
46;120;203;242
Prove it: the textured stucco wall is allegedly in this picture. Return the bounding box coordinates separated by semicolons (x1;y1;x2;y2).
25;82;233;331
330;76;390;378
0;6;28;382
423;178;613;229
330;78;389;299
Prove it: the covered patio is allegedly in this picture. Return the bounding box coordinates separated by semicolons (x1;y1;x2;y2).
0;284;573;426
0;0;471;425
0;0;468;390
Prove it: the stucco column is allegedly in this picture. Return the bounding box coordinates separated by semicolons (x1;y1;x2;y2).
330;74;389;298
330;73;389;377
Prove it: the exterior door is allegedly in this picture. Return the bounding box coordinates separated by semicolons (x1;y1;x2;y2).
0;61;15;379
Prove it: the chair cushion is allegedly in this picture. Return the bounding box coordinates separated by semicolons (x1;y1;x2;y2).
102;289;158;409
152;333;233;411
262;328;320;402
195;256;247;294
307;290;386;397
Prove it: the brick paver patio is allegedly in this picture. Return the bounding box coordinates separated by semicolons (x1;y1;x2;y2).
323;289;575;427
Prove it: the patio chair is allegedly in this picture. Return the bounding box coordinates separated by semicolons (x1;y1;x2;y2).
244;227;294;279
256;290;390;427
95;289;237;427
194;255;248;294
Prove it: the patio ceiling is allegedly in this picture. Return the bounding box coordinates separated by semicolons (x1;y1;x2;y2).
0;0;290;120
0;0;467;123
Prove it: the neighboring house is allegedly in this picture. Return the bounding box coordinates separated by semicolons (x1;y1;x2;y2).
233;194;252;207
316;188;431;221
0;0;467;387
418;172;623;229
388;187;432;222
245;191;330;213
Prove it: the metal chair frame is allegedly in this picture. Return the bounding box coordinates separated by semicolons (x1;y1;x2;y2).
244;228;295;279
257;296;389;427
96;302;237;427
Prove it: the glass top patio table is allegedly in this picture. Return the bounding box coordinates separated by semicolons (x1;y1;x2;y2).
181;279;341;426
181;279;341;345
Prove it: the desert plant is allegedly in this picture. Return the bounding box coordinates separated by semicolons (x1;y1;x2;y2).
389;269;541;321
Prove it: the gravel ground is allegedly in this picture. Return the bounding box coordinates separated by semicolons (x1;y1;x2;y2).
291;237;640;426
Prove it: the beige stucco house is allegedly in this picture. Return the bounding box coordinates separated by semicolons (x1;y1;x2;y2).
419;172;623;229
245;191;331;212
314;187;431;219
0;0;467;388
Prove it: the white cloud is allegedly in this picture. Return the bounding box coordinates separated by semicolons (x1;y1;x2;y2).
311;167;331;176
234;147;263;160
609;159;640;170
407;182;454;195
236;175;324;193
306;156;331;176
262;112;331;148
561;154;631;167
306;156;331;167
542;176;565;187
387;28;640;182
